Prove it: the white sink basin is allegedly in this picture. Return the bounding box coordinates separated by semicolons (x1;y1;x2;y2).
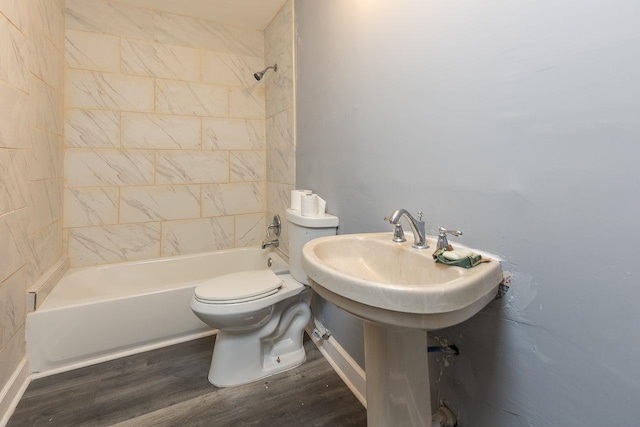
302;232;503;329
302;231;504;426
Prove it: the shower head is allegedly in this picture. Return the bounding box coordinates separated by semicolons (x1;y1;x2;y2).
254;64;278;81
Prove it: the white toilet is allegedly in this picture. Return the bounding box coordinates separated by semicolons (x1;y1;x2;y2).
190;209;339;387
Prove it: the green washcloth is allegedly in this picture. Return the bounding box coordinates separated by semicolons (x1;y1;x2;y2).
433;248;487;269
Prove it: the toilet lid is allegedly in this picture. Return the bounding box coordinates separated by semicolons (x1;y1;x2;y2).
194;269;283;303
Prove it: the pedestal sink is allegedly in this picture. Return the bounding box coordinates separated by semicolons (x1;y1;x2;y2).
302;233;503;427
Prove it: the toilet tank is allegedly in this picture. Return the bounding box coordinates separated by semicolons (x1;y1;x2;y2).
285;209;339;285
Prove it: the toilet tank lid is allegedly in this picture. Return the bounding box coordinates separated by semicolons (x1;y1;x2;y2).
195;269;282;301
286;209;339;228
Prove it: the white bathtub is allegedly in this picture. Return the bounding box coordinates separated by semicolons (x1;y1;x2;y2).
27;247;288;377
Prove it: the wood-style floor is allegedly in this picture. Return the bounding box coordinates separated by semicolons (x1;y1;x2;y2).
8;336;367;427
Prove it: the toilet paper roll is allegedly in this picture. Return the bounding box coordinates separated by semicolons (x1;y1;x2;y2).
290;189;312;210
317;197;326;214
301;193;319;217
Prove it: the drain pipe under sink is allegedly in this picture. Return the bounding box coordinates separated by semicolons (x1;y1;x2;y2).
432;405;457;427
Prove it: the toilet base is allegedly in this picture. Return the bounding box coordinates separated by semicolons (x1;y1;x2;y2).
208;299;311;387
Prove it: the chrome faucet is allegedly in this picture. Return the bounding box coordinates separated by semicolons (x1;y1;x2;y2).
436;227;463;251
262;215;281;249
261;239;279;249
385;209;429;249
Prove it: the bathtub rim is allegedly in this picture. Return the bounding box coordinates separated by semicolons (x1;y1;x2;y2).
37;246;287;312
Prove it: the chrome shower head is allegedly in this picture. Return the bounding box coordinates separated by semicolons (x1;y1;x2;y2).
254;64;278;81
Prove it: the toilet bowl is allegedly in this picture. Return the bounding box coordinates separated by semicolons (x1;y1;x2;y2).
191;209;339;387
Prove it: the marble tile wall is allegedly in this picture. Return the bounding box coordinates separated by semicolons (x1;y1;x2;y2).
0;0;65;403
64;0;268;266
265;0;295;256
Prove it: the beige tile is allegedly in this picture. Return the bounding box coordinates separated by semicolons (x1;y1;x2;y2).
0;266;26;348
29;178;63;232
0;80;29;148
66;0;153;40
30;75;63;134
235;213;265;248
230;151;266;182
265;24;293;75
29;27;64;91
161;217;234;256
65;109;120;148
154;12;226;52
265;109;293;150
155;80;228;117
203;117;265;150
7;23;28;92
66;70;154;112
30;129;62;181
0;149;28;215
265;0;292;56
226;26;264;58
266;68;293;118
64;187;118;227
202;51;263;87
0;15;7;81
202;182;264;216
156;150;228;184
26;220;62;284
0;0;27;33
31;0;65;52
0;209;27;284
68;223;160;267
120;185;200;223
121;113;200;149
65;30;120;72
122;39;200;81
65;149;154;187
267;148;295;185
230;86;265;118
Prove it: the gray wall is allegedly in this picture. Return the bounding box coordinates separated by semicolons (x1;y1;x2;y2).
295;1;640;425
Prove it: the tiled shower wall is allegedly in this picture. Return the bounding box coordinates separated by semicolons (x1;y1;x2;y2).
0;0;65;406
64;0;268;267
265;0;295;255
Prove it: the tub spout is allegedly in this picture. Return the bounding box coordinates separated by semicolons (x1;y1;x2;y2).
262;238;279;249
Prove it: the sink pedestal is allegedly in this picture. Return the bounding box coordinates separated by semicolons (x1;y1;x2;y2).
303;232;504;426
364;323;431;427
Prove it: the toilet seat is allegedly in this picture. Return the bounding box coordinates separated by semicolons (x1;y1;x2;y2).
195;269;283;304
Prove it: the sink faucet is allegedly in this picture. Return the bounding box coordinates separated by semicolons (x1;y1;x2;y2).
385;209;429;249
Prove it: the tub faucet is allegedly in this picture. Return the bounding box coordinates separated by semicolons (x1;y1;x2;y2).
261;238;279;249
385;209;429;249
262;215;281;249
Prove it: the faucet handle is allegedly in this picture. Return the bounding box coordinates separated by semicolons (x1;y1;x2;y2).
266;215;281;238
436;227;463;251
438;227;462;237
418;211;423;221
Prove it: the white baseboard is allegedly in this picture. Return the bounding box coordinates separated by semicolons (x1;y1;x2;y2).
0;358;30;427
306;324;367;408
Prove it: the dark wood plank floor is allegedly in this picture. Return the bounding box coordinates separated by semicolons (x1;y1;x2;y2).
8;336;367;427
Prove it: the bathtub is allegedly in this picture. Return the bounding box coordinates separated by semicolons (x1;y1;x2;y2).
27;247;288;377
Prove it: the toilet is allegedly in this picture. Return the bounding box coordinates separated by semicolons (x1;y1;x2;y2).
190;209;339;387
